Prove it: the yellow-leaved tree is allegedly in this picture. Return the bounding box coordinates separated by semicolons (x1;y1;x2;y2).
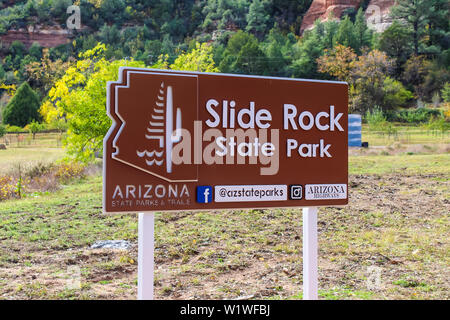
41;42;219;161
41;44;145;161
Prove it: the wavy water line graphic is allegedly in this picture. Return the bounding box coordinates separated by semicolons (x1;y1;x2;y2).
136;150;164;158
145;159;164;166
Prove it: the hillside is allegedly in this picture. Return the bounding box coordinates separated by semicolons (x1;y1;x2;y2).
0;0;449;130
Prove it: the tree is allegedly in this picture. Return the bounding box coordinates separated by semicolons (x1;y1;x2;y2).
317;45;357;82
334;16;357;51
43;43;145;161
442;83;450;103
379;21;413;75
25;48;71;96
402;55;432;100
219;31;268;75
0;124;6;139
353;8;372;53
349;50;398;113
390;0;429;55
246;0;270;39
2;82;41;127
27;120;44;140
290;22;325;79
170;42;219;72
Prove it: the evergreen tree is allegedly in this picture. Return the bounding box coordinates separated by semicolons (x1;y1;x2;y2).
2;82;41;127
379;21;413;75
246;0;270;39
353;8;372;53
390;0;430;55
334;16;358;51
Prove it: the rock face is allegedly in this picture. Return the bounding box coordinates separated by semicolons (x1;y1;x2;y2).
300;0;395;34
0;25;71;49
365;0;395;33
300;0;363;33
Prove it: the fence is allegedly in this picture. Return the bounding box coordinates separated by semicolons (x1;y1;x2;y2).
362;128;450;146
1;131;65;148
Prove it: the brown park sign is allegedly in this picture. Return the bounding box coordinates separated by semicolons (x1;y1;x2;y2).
103;68;348;213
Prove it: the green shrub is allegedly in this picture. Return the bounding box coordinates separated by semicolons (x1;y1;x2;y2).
442;83;450;103
0;124;6;138
385;108;443;123
365;106;386;131
5;125;24;133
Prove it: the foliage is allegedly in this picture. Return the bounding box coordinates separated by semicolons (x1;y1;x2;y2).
219;31;268;75
43;43;145;161
365;106;387;131
5;125;23;133
365;106;398;135
0;176;16;201
2;82;40;127
25;48;71;96
317;45;357;82
0;123;6;138
442;83;450;103
0;0;448;162
350;50;394;113
382;77;414;109
385;108;444;123
170;42;219;72
54;161;86;184
379;21;413;75
26;120;44;139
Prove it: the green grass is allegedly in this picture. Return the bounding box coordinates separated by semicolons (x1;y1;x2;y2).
0;131;448;300
0;176;137;249
362;124;449;146
349;153;450;175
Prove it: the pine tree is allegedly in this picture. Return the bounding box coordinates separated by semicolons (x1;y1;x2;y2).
246;0;270;39
390;0;430;55
2;82;41;127
353;8;372;53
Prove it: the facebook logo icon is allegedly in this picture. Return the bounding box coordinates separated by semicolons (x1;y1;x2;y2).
197;186;213;204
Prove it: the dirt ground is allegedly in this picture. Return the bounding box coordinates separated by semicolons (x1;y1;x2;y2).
0;171;448;300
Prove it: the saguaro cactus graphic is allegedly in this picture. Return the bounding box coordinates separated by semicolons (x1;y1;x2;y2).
137;82;182;174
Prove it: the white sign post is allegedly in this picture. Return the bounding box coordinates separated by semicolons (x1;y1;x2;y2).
138;212;154;300
137;208;319;300
303;207;318;300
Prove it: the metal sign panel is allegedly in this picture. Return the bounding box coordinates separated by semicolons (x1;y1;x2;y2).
348;114;362;147
103;68;348;213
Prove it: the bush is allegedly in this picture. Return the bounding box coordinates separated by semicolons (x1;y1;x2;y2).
442;83;450;103
0;176;15;200
54;162;86;183
423;117;450;133
365;106;386;130
385;108;444;123
5;125;24;133
0;124;6;138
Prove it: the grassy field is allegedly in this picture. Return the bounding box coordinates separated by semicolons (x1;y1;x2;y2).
0;130;448;300
0;133;64;174
362;124;450;146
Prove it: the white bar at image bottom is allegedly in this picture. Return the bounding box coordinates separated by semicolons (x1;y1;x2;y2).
303;207;318;300
138;212;155;300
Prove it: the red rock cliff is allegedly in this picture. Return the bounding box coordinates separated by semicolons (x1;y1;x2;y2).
300;0;363;33
0;25;72;49
300;0;395;34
